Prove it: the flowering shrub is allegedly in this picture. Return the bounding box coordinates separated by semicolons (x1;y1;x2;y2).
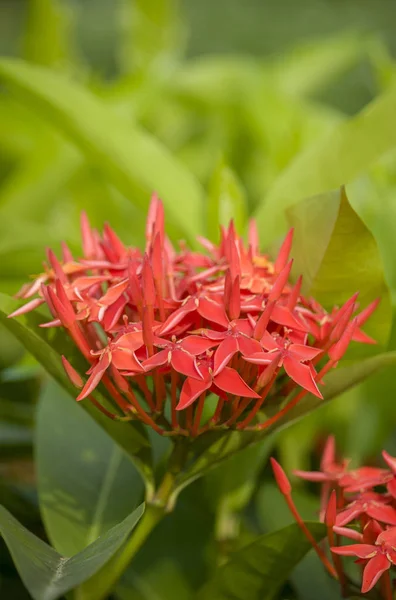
272;440;396;599
10;195;377;441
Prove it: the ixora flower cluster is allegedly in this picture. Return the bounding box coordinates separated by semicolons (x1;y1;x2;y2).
10;195;377;437
272;439;396;599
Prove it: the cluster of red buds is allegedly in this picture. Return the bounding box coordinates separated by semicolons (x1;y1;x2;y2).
10;195;377;437
272;439;396;599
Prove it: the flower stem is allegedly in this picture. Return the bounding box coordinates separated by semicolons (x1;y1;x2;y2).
75;440;188;600
75;504;165;600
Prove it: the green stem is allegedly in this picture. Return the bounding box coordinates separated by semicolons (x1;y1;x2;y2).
75;440;189;600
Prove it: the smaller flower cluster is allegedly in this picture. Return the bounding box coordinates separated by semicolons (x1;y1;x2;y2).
272;439;396;599
9;195;377;437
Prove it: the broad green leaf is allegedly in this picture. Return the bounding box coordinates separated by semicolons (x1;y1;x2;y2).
196;522;326;600
37;381;144;557
22;0;75;68
0;59;204;241
287;187;392;345
207;158;247;241
0;503;144;600
0;293;154;490
254;85;396;244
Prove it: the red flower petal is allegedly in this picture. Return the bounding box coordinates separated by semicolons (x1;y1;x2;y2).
362;554;390;593
271;305;306;331
331;544;377;559
177;377;211;410
115;331;144;352
180;335;218;355
288;344;323;361
171;350;202;380
159;299;194;335
99;279;129;307
197;297;229;327
293;470;332;482
387;478;396;499
366;504;396;525
77;353;111;400
244;351;280;365
335;505;363;526
214;367;260;398
274;228;294;273
283;356;322;398
213;336;239;375
237;335;262;357
8;298;44;318
142;349;168;371
112;349;144;373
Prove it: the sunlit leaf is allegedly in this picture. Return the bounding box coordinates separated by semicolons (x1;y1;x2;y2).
0;59;204;241
255;85;396;244
287;186;392;345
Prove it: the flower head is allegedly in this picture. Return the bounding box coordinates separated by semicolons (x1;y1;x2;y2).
9;195;376;437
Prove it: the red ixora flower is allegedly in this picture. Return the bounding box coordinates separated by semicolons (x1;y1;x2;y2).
9;194;377;437
274;440;396;598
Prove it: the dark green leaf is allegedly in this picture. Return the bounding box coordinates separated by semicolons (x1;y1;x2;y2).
0;59;204;241
196;521;326;600
287;186;392;345
36;381;144;556
0;503;144;600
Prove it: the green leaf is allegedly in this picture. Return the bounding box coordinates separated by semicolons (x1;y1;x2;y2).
36;381;144;557
0;293;154;491
207;158;248;241
0;58;204;241
196;522;326;600
254;85;396;245
0;503;144;600
287;186;392;345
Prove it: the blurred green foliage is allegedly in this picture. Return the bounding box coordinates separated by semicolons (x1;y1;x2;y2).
2;1;396;599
